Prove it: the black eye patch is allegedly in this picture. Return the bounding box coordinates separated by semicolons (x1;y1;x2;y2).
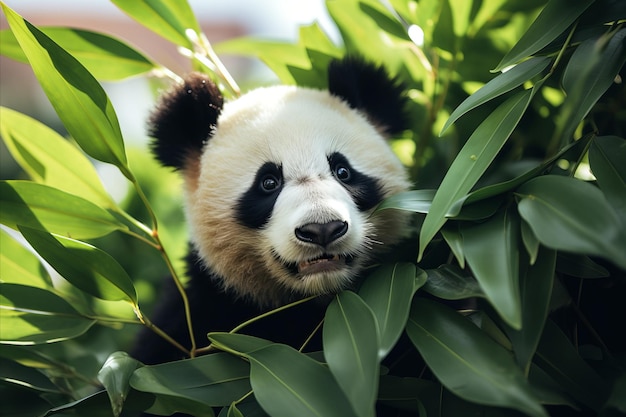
236;162;283;229
328;152;384;211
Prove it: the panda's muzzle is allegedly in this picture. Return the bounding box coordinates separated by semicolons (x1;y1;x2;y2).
295;221;348;247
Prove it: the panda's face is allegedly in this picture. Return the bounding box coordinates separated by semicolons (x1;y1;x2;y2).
185;86;410;305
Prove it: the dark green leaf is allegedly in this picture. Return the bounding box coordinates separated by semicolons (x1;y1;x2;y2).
516;175;626;269
520;218;540;265
423;264;485;300
0;181;125;239
111;0;200;48
323;291;378;417
0;357;61;393
605;373;626;413
441;226;465;267
130;353;251;407
208;333;273;356
377;376;438;415
535;320;610;411
98;352;141;417
19;227;137;303
358;263;426;358
0;107;115;208
460;207;522;329
506;247;556;373
555;252;609;278
1;5;131;178
419;89;533;260
0;283;95;344
0;229;52;288
0;27;156;81
407;297;547;417
442;56;551;133
494;0;594;71
589;135;626;220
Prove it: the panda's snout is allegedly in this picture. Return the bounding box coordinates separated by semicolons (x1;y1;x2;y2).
295;220;348;247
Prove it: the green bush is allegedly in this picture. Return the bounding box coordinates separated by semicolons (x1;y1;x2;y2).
1;1;625;416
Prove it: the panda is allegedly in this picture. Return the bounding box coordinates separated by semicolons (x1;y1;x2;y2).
132;56;412;366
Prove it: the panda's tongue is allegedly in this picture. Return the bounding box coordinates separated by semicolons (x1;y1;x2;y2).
298;254;341;273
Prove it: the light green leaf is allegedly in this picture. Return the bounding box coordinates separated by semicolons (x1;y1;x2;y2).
423;265;485;300
442;56;551;133
98;352;141;417
130;353;250;407
111;0;200;48
358;263;426;359
460;207;522;329
323;291;379;417
516;175;626;269
535;320;610;411
507;247;556;373
407;297;547;417
0;283;95;345
0;27;156;81
374;189;436;214
1;5;131;178
589;135;626;221
494;0;594;71
0;181;126;240
419;89;533;260
0;107;115;208
19;227;137;303
0;229;51;288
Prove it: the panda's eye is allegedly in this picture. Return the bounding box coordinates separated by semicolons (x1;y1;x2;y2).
260;175;281;193
334;165;351;182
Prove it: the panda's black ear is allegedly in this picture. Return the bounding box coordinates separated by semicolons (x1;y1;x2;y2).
148;73;223;170
328;56;409;136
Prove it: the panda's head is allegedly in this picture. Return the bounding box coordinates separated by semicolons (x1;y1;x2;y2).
149;57;412;306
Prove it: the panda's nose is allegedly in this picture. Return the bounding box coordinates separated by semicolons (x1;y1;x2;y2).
295;221;348;247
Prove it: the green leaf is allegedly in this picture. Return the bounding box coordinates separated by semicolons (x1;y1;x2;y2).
555;253;609;278
0;181;126;240
556;29;626;142
111;0;201;48
589;135;626;221
45;389;155;417
19;227;137;303
407;297;547;417
460;207;522;329
423;265;485;300
374;189;436;214
0;27;156;81
209;334;356;417
520;218;540;265
516;175;626;269
323;291;379;417
442;56;551;134
0;107;115;208
130;353;250;407
0;283;95;345
98;352;141;417
535;320;610;411
377;376;439;415
1;5;131;178
358;263;426;358
441;226;465;267
419;89;533;261
494;0;594;71
0;229;52;288
0;357;61;393
506;247;556;373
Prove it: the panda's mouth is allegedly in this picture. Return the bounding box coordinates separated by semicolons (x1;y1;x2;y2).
285;253;354;276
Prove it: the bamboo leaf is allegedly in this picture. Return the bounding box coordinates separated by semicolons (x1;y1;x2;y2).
407;297;547;417
516;175;626;269
19;227;137;303
0;107;115;208
374;189;435;214
0;181;126;240
460;207;522;329
419;89;533;260
423;265;485;300
494;0;594;71
589;135;626;220
111;0;201;48
442;56;550;133
323;291;378;417
97;352;141;417
0;27;156;81
1;5;131;178
0;229;52;289
0;283;95;345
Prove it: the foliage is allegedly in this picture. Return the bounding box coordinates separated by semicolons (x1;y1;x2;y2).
1;0;625;416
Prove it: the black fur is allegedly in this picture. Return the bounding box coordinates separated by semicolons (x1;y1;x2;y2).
328;152;385;211
148;73;223;170
328;56;409;135
236;162;284;229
